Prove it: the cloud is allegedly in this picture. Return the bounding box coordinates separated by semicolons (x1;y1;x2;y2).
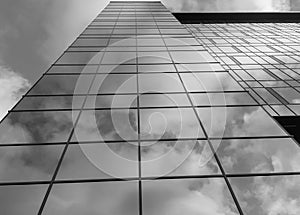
163;0;291;11
0;66;30;120
0;0;108;83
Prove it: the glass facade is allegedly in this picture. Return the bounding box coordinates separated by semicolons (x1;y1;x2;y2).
0;1;300;215
186;23;300;116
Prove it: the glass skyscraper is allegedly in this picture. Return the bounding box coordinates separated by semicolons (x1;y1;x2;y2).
0;1;299;215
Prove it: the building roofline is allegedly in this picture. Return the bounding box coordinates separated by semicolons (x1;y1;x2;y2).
173;12;300;23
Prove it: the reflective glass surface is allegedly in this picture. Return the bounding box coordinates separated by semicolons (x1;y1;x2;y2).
15;96;85;110
197;107;287;138
141;140;220;177
43;181;139;215
191;92;257;106
139;94;190;107
91;74;137;94
213;138;300;174
230;175;300;215
143;178;239;215
28;75;93;95
85;95;137;109
0;185;47;215
140;108;205;140
57;52;103;64
72;109;138;142
0;145;63;182
181;73;242;92
57;143;138;179
139;73;184;93
0;111;78;144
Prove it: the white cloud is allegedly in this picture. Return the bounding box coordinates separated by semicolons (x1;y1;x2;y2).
164;0;291;11
0;66;30;120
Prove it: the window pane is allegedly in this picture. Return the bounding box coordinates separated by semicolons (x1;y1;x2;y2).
28;75;93;95
138;64;176;73
43;181;138;215
213;138;300;174
274;88;300;104
197;106;287;138
191;92;256;106
98;64;136;73
102;52;136;64
138;52;172;64
0;111;78;144
140;93;190;107
137;38;164;46
0;185;47;215
47;65;98;74
181;73;242;92
143;178;239;215
170;51;216;63
141;140;220;177
57;143;138;179
90;74;137;94
85;95;137;109
15;96;85;110
230;175;300;215
139;73;184;93
72;109;138;142
0;145;63;182
57;52;103;64
140;108;205;140
72;38;109;47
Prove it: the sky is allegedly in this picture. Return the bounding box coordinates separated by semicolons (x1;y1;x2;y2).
0;0;298;120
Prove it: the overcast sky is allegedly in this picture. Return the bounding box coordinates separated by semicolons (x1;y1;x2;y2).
0;0;299;119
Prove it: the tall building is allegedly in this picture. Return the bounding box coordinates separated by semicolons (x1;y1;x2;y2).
0;1;300;215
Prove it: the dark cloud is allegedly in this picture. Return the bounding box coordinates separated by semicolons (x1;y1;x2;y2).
0;0;108;83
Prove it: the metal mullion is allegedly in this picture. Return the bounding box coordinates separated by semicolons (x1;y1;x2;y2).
37;5;120;215
157;17;245;215
135;8;143;215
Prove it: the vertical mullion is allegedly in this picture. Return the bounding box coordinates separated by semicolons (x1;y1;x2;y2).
36;4;120;215
135;7;143;215
155;8;245;215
